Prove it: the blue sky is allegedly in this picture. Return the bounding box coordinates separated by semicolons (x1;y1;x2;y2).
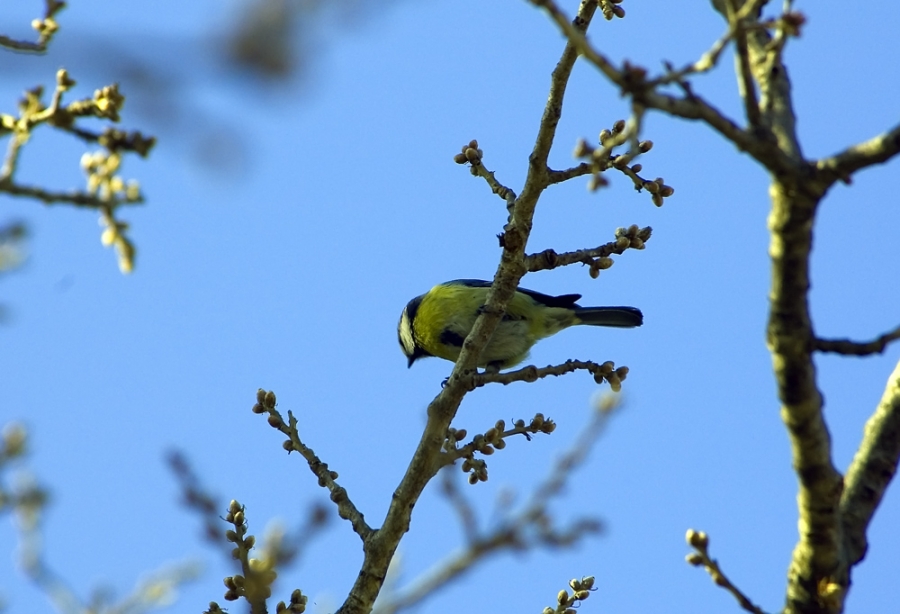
2;1;899;613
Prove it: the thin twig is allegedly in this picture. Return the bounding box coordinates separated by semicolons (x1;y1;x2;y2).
685;530;769;614
725;0;763;129
814;326;900;356
255;392;373;541
0;0;66;53
473;358;628;392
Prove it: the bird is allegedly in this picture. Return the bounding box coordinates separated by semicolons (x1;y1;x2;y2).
398;279;642;370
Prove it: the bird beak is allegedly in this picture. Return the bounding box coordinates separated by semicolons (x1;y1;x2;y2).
407;355;415;368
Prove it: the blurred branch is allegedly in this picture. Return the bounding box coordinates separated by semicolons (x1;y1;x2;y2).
3;423;199;614
840;359;900;567
0;68;155;274
0;0;65;53
814;326;900;356
0;220;27;273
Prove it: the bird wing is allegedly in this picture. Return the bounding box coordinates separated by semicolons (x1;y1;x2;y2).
445;279;582;309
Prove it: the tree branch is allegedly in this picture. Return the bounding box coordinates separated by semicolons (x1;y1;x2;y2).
335;4;601;612
254;391;373;541
840;359;900;566
767;181;844;613
815;122;900;186
814;325;900;356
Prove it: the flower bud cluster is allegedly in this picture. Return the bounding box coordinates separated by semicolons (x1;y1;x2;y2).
614;224;652;251
276;589;308;614
599;0;626;21
453;139;483;168
591;361;629;392
542;575;596;614
452;413;558;485
222;500;280;604
574;119;669;201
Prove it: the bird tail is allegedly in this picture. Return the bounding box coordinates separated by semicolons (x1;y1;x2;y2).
574;306;643;328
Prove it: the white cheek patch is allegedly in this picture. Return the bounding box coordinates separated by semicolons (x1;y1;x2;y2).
398;310;416;355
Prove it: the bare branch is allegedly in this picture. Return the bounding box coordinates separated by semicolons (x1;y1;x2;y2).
814;325;900;356
685;530;769;614
454;140;516;210
375;402;615;614
767;181;844;611
840;359;900;566
0;179;143;208
0;1;65;53
815;122;900;186
525;225;651;274
473;358;629;392
253;390;373;541
529;0;799;176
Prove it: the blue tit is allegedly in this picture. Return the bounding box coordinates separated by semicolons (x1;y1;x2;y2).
398;279;642;370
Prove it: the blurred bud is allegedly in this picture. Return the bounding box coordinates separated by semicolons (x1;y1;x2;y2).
573;138;592;158
267;414;283;428
686;529;709;550
638;140;653;153
612;119;626;134
607;374;622;392
685;553;704;566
